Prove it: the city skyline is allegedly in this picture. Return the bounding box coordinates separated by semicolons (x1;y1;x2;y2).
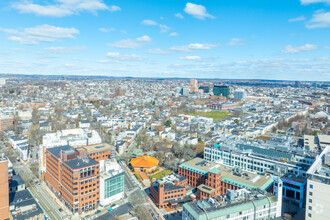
1;0;330;81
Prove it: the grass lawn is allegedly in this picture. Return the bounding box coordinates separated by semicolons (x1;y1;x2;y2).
189;111;228;121
150;169;173;179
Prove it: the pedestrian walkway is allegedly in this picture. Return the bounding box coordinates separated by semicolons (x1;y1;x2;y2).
41;182;71;218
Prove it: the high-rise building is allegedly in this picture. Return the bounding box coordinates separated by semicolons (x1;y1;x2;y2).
305;146;330;220
115;88;126;96
180;87;190;96
295;81;301;88
44;145;100;214
0;156;9;220
198;85;210;93
234;89;246;100
213;85;230;98
0;78;6;86
190;79;198;93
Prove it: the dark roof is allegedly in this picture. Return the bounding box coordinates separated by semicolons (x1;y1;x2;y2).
9;190;44;220
64;157;98;170
47;145;73;158
151;181;185;193
167;196;192;205
10;174;25;188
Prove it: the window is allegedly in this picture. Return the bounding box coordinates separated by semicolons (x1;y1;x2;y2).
309;206;312;210
310;184;313;189
309;199;312;203
308;213;312;218
309;192;313;196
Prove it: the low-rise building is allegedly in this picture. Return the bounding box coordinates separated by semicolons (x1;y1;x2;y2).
150;173;192;208
182;188;281;220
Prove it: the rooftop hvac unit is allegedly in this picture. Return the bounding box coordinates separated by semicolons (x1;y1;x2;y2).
325;153;330;167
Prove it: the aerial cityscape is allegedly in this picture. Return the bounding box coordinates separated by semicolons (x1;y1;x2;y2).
0;1;329;220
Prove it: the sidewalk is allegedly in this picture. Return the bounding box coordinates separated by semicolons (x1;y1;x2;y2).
41;182;72;218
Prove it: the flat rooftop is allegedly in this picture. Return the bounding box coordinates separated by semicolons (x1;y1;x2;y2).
180;158;273;190
64;157;98;170
77;143;112;152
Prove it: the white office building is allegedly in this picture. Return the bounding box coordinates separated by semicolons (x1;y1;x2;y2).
305;146;330;220
99;159;125;206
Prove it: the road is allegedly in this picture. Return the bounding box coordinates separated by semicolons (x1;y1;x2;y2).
73;86;161;220
1;144;63;220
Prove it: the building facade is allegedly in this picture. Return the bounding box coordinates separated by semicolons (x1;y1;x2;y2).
204;143;314;208
99;159;125;206
44;145;100;215
213;85;230;98
150;174;189;208
0;157;9;220
305;146;330;220
182;189;281;220
178;158;274;202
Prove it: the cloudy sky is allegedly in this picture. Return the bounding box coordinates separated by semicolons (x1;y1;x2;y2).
0;0;330;81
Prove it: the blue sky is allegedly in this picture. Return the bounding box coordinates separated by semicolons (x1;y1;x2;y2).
0;0;330;81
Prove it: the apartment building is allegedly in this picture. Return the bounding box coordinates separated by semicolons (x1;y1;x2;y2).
305;146;330;220
182;188;281;220
43;145;100;215
0;157;9;220
40;128;102;173
0;114;14;131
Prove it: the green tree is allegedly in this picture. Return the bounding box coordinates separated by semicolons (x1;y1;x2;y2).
234;119;240;125
164;119;172;127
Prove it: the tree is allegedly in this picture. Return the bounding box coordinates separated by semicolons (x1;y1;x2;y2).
234;119;240;125
32;107;39;125
164;119;172;127
232;109;243;117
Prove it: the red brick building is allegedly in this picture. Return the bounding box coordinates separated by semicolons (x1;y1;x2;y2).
178;158;273;201
44;145;100;215
150;174;192;208
0;115;14;131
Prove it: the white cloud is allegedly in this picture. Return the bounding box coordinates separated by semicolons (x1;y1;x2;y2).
180;56;202;60
184;2;215;20
136;35;151;42
170;43;218;52
306;11;330;28
0;24;79;44
175;13;184;19
106;52;143;61
289;16;306;22
228;38;245;46
282;44;318;54
169;32;179;37
141;20;170;33
99;27;115;32
109;5;121;12
159;24;170;33
300;0;330;4
146;49;171;54
141;20;158;26
11;0;111;17
45;46;87;53
108;35;152;49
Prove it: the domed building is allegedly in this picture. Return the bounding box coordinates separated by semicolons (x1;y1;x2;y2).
130;156;159;173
